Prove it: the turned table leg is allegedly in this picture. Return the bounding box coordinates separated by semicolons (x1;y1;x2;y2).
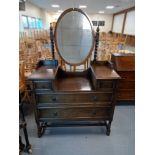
37;122;46;138
106;120;112;136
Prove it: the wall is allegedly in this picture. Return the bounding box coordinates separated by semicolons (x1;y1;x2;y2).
19;1;53;31
88;14;113;32
48;13;113;32
19;2;113;32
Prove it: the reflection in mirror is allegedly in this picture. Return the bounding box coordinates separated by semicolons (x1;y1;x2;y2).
55;9;94;65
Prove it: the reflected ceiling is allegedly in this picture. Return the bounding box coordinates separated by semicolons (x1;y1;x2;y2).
28;0;135;14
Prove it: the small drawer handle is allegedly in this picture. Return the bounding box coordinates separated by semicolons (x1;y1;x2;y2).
41;85;46;89
92;110;96;115
92;96;98;101
52;97;57;102
53;112;58;116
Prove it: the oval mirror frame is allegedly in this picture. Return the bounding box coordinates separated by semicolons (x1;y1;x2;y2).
54;8;95;66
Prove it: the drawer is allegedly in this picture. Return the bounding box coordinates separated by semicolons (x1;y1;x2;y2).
96;80;113;91
38;106;112;119
116;90;135;100
36;92;112;104
117;80;135;89
118;71;135;80
33;80;53;90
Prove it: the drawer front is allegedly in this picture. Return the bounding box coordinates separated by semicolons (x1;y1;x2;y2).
38;107;112;119
117;80;135;89
36;92;112;104
116;90;135;100
33;80;53;90
97;80;113;91
118;71;135;80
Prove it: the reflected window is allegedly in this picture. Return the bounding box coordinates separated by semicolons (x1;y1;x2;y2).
22;15;43;29
22;15;28;28
28;17;33;28
36;18;43;29
31;17;36;28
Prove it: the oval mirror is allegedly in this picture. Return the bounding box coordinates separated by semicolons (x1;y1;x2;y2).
55;8;94;65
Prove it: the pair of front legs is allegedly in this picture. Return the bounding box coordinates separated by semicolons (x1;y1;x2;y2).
36;120;112;137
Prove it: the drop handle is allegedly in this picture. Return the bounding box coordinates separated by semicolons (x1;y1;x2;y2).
53;112;58;116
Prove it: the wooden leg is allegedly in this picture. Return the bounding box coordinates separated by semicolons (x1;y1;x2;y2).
19;136;25;152
23;125;32;153
37;127;42;138
25;143;32;154
37;122;46;138
106;120;112;136
37;122;42;138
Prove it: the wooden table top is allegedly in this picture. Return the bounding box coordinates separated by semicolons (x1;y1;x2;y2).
55;77;92;91
28;66;58;80
28;62;120;81
91;63;120;80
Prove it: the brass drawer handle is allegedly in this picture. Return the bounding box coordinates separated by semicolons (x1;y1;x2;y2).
53;112;58;117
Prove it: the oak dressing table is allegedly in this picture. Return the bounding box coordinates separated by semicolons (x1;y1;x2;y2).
28;8;120;137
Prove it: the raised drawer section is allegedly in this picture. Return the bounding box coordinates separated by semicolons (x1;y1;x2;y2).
33;80;53;90
117;80;135;89
96;80;113;91
116;90;135;100
118;71;135;80
38;106;112;119
36;92;112;104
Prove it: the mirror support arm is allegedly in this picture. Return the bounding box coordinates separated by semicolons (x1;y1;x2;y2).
50;23;55;60
93;25;100;61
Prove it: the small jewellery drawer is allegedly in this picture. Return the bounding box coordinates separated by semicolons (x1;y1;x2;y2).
116;90;135;100
36;92;112;104
118;71;135;80
38;106;112;119
97;80;113;91
117;80;135;89
33;80;53;90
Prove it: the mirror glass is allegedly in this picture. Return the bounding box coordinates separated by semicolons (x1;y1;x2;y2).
55;9;94;65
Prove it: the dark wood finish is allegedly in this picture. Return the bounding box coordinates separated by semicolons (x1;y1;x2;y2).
111;53;135;101
94;26;99;61
28;66;58;80
36;92;113;103
50;23;55;59
38;106;112;119
19;93;32;153
111;15;114;32
122;12;127;34
90;61;120;79
28;61;120;137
